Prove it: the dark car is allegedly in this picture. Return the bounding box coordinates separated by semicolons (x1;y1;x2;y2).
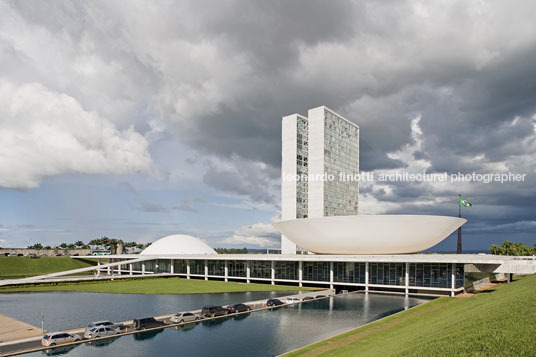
266;298;284;307
227;303;251;314
315;295;326;299
133;317;165;330
201;305;229;318
302;296;314;301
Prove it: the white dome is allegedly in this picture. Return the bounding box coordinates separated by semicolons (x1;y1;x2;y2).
140;234;217;255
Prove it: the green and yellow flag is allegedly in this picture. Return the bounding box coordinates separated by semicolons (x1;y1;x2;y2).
460;196;472;208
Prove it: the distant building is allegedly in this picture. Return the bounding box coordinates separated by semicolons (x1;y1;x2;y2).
281;106;359;254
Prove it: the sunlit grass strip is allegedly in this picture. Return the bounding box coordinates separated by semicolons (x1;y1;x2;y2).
284;274;536;356
0;277;317;294
0;257;97;279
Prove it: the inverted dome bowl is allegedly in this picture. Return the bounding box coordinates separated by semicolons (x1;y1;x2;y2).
273;215;466;255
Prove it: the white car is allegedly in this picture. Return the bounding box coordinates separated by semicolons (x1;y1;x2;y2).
85;321;120;334
41;332;81;347
285;297;301;304
169;312;200;324
84;326;120;339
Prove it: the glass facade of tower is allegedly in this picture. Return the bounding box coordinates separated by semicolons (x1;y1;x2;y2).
296;116;309;218
323;110;359;216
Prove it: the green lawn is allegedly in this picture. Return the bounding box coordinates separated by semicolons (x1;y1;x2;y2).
0;277;316;294
286;274;536;357
0;257;97;279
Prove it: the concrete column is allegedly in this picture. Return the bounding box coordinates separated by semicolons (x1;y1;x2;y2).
98;258;101;274
329;261;334;289
170;259;174;274
107;259;111;275
365;262;369;292
451;263;456;297
298;261;303;287
129;264;133;276
405;262;409;296
224;261;229;282
186;260;190;279
142;263;145;275
204;260;208;280
271;261;275;285
246;261;251;284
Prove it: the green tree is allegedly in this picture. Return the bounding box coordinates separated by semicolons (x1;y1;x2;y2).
489;241;534;256
74;240;87;249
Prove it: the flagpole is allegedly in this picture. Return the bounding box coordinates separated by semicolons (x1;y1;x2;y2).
457;193;462;254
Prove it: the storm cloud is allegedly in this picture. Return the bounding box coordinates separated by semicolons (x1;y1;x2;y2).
1;0;536;248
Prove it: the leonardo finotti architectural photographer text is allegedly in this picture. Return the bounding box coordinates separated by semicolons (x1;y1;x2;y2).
282;171;527;184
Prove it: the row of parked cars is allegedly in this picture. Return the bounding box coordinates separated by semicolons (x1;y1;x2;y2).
41;303;253;347
41;295;326;347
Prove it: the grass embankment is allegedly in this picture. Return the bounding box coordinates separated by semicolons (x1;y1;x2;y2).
0;257;97;279
286;274;536;357
0;277;317;294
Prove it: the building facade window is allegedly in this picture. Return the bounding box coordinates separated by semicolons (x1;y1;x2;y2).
323;110;359;216
408;263;464;288
227;260;247;277
302;262;330;282
207;260;225;276
296;116;309;219
190;260;205;275
274;261;298;280
173;260;187;274
250;261;271;279
369;262;406;286
333;262;366;283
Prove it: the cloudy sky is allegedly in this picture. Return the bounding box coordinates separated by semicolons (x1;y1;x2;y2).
1;0;535;251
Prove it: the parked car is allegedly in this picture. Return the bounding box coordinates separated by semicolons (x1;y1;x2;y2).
41;332;81;346
84;326;119;339
302;296;314;301
27;253;37;258
286;297;301;304
169;312;200;324
85;321;119;334
266;298;284;307
201;305;229;318
315;295;326;299
227;303;251;314
133;317;165;330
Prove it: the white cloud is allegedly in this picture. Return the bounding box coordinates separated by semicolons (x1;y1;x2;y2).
0;80;152;189
220;222;280;248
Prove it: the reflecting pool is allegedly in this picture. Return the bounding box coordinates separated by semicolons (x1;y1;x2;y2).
3;292;430;356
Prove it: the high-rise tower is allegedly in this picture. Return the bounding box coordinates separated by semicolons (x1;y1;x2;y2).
281;106;359;254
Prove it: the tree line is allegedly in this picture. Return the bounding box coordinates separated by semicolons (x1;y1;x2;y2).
214;247;249;254
26;237;152;253
489;241;536;256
